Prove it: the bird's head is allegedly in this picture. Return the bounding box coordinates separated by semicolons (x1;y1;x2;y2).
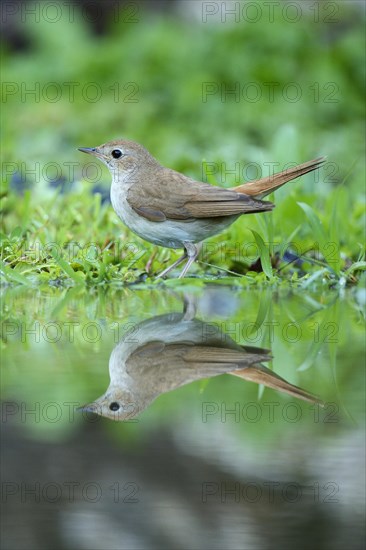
77;388;141;421
78;139;158;183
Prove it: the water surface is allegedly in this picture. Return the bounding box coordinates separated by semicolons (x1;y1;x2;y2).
1;285;365;549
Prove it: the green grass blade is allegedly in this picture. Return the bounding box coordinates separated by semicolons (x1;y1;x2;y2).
251;230;273;279
0;260;33;286
50;250;85;284
297;202;327;246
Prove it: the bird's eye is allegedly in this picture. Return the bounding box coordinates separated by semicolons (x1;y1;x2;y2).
111;149;123;159
109;402;120;411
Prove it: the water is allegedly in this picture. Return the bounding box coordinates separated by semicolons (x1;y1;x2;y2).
1;285;365;549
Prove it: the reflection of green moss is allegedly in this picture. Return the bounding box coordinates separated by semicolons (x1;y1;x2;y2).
1;4;365;283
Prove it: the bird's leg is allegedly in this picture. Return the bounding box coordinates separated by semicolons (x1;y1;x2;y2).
156;251;187;279
178;242;201;278
145;248;157;274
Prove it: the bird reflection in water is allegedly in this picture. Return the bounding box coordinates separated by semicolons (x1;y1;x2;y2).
79;297;323;421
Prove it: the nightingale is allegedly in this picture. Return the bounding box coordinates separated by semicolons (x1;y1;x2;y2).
78;140;325;278
79;306;322;421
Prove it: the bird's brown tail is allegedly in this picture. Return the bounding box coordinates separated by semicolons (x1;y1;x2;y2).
234;157;326;199
230;364;323;405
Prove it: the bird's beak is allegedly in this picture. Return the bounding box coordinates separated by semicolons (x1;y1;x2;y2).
76;403;99;414
78;147;97;155
78;146;107;163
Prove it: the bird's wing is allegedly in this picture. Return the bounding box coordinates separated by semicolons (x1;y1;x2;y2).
126;340;271;383
126;169;273;222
